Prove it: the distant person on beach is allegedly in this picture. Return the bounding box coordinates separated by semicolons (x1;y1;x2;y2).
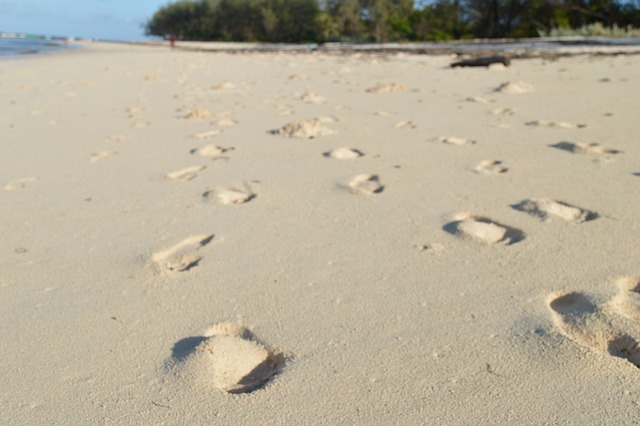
170;34;176;49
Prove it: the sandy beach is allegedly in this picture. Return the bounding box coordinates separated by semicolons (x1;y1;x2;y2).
2;41;640;423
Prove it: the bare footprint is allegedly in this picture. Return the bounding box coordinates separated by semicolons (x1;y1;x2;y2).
90;150;118;164
474;160;508;175
550;141;621;155
344;174;384;195
4;176;38;191
395;120;416;129
512;199;597;223
366;83;407;93
300;91;326;104
493;107;516;116
525;120;585;129
104;134;127;143
323;147;364;160
271;118;335;139
166;165;206;181
211;81;235;92
151;234;214;273
203;186;255;205
193;129;223;140
495;81;534;94
183;108;213;120
436;136;476;146
172;322;284;394
191;144;234;159
548;291;640;367
611;277;640;320
443;213;524;245
215;118;238;126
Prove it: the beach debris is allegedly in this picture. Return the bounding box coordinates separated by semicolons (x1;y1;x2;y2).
451;55;510;68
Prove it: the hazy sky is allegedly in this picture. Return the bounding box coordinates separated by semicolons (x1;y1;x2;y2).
0;0;169;41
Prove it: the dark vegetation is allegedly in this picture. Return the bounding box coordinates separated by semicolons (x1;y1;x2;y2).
145;0;640;42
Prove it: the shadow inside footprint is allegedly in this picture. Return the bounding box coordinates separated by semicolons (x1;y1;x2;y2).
607;335;640;368
443;215;524;245
172;336;207;361
169;322;286;394
548;291;640;368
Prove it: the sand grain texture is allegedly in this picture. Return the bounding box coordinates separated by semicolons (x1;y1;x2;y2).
2;42;640;425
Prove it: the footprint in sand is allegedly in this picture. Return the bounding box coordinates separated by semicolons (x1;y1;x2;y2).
366;83;407;93
166;165;206;181
90;150;118;164
443;213;524;245
211;81;235;92
395;120;416;129
512;198;597;223
4;176;38;191
151;234;214;273
271;118;335;139
525;120;586;129
191;144;234;159
215;118;238;126
170;322;284;394
493;108;516;116
474;160;508;175
466;96;491;104
547;291;640;367
374;111;396;117
611;276;640;320
288;73;308;81
183;108;213;120
203;186;255;205
193;129;223;140
495;81;534;94
104;134;127;143
436;136;476;146
549;141;621;155
300;91;326;104
324;147;364;160
343;174;384;195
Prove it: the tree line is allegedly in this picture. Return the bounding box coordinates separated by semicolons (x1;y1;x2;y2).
144;0;640;42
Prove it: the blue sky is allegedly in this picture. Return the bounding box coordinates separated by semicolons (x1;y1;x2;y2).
0;0;170;41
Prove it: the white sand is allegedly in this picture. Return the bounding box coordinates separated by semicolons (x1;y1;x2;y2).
2;42;640;423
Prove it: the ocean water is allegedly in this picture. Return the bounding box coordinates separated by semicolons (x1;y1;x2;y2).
0;37;74;58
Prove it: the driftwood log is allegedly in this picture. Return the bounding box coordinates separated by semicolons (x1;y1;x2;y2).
450;55;510;68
